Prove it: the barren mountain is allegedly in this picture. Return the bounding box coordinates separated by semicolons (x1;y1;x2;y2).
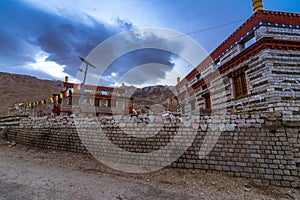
127;85;179;113
0;72;63;116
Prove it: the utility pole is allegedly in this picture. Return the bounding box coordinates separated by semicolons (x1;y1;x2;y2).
78;57;96;107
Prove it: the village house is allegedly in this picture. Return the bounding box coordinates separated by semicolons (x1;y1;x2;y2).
61;79;134;116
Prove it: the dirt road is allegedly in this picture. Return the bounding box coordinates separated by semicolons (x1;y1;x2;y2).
0;139;299;200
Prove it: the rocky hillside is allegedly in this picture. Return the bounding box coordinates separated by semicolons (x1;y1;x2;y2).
128;85;179;113
0;72;63;116
0;72;178;116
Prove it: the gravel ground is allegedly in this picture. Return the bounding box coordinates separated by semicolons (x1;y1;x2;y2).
0;139;299;200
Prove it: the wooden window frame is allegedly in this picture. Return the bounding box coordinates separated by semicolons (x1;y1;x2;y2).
94;99;100;107
68;96;72;105
233;73;247;98
229;66;248;99
203;93;211;110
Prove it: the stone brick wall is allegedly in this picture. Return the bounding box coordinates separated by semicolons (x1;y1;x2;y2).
0;113;299;188
0;115;87;153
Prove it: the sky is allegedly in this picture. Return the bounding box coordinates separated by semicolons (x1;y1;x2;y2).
0;0;299;87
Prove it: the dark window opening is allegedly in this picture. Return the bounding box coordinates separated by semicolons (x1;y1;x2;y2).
203;93;211;109
233;72;248;98
68;96;72;105
95;99;100;107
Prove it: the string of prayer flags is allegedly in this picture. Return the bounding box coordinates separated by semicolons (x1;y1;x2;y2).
16;87;76;110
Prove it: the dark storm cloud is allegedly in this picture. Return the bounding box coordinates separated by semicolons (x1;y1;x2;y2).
101;49;176;85
0;29;34;65
87;28;185;86
0;1;126;76
0;0;183;85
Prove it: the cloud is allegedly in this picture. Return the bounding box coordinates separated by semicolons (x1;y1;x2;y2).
0;0;198;87
26;51;79;83
106;56;193;87
101;48;176;79
118;63;170;86
0;1;130;79
83;29;190;87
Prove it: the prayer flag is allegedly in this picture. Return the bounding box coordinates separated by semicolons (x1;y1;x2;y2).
18;103;24;108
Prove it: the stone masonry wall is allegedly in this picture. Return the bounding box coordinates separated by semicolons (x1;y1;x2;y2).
0;113;299;188
0;115;87;153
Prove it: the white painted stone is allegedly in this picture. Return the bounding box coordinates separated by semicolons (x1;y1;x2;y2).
200;124;207;131
192;122;199;130
226;124;236;132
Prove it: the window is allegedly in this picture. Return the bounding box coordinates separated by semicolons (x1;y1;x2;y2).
94;99;100;107
203;93;211;109
232;72;247;98
68;96;72;105
189;99;196;111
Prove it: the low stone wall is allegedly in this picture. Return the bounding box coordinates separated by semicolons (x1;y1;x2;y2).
0;113;299;188
0;115;87;153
